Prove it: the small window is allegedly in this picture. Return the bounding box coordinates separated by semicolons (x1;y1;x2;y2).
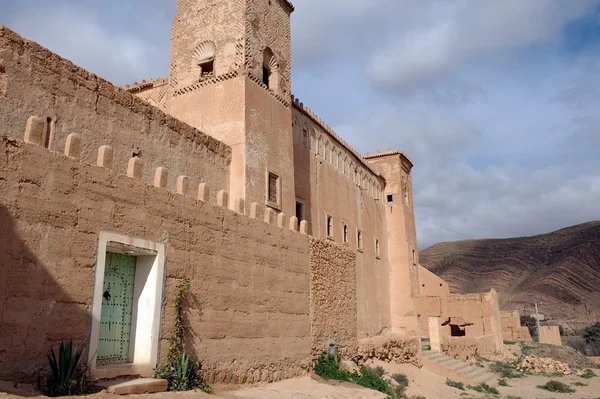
412;249;417;265
357;230;363;251
387;194;394;205
262;65;270;87
296;201;304;223
375;239;380;258
44;117;52;149
343;223;348;244
199;60;214;77
267;171;281;208
327;216;333;238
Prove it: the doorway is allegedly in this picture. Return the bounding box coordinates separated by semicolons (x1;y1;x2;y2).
89;231;166;380
97;253;136;366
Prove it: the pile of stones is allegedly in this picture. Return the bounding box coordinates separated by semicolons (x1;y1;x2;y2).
521;355;571;375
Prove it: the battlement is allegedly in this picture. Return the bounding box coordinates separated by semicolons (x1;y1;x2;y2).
364;150;414;167
124;78;168;93
291;95;382;179
13;116;310;236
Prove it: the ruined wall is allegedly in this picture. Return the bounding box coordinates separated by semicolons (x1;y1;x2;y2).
309;238;358;358
501;311;532;342
0;27;231;201
418;265;450;297
0;129;316;382
416;290;502;346
538;326;562;346
291;101;391;339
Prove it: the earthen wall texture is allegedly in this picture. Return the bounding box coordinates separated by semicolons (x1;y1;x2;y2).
309;238;358;358
0;27;231;201
416;292;499;341
501;311;532;342
418;265;450;297
0;136;313;382
538;326;562;346
292;107;391;339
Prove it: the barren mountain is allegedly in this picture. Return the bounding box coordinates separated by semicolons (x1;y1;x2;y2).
420;221;600;324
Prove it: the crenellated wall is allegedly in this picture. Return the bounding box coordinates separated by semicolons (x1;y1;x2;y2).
0;125;340;382
0;26;231;202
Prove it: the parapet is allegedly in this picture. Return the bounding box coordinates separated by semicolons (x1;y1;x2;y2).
291;94;381;177
17;116;310;238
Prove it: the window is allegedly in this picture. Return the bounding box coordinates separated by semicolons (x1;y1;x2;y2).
387;194;394;205
44;117;52;149
296;201;304;223
262;65;270;87
357;230;363;251
375;239;380;258
412;249;417;265
266;171;281;208
326;216;333;238
343;222;348;244
199;59;214;77
263;47;279;90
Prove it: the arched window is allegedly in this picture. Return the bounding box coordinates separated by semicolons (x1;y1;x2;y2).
263;47;279;90
192;41;216;80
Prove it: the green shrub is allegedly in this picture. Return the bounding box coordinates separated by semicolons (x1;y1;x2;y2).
489;361;524;378
392;373;409;390
355;366;388;393
506;396;522;399
498;379;509;386
314;354;356;382
445;379;465;390
573;381;588;386
42;341;90;397
469;383;499;395
537;380;575;393
422;344;431;351
153;279;210;392
581;368;598;379
503;340;517;345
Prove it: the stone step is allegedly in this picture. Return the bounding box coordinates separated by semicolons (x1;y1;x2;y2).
96;378;168;395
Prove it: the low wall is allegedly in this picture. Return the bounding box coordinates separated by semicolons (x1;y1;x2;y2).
441;336;499;362
416;289;503;355
0;133;318;382
539;326;562;346
500;310;532;342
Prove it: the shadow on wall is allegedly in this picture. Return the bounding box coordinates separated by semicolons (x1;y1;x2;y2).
0;203;91;382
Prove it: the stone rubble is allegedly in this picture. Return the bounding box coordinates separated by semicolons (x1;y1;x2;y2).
520;355;571;375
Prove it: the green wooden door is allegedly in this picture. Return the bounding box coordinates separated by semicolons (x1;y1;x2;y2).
97;253;136;365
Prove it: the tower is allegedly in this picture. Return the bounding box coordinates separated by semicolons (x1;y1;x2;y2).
165;0;296;216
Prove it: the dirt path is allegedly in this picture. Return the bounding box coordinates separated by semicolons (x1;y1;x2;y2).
1;362;599;399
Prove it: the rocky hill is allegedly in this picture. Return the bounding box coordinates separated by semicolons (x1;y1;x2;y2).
419;221;600;324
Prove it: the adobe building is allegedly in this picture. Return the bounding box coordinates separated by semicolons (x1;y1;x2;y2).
0;0;510;384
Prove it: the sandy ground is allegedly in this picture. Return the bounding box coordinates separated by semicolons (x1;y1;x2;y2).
1;362;599;399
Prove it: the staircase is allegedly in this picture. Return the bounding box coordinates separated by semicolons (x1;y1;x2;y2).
422;351;497;386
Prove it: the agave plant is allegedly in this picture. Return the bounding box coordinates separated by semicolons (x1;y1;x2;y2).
47;341;84;396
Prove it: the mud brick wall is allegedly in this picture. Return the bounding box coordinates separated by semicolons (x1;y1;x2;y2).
309;238;358;358
0;136;312;382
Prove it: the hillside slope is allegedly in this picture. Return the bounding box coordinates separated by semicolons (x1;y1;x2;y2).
419;221;600;323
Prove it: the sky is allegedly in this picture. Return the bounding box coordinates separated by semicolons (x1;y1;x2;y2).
1;0;599;249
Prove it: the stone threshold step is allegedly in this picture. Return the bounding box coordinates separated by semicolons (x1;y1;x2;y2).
95;378;168;395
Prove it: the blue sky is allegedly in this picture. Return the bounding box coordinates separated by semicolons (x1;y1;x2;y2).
2;0;599;248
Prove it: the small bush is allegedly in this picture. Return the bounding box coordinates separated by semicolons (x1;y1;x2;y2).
445;379;465;390
506;396;522;399
537;380;575;393
355;366;388;394
581;368;598;379
519;341;531;354
503;340;517;345
154;353;210;393
573;381;588;386
475;355;490;363
422;344;431;351
498;379;509;387
392;373;409;390
469;383;499;395
314;354;355;382
489;361;524;379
